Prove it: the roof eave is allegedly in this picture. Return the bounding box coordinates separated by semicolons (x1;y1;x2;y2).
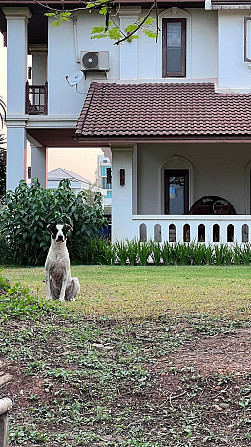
75;135;251;145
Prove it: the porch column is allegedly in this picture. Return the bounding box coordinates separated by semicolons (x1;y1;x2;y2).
6;123;27;191
111;144;134;242
3;7;31;191
30;144;47;189
3;7;31;115
119;7;141;80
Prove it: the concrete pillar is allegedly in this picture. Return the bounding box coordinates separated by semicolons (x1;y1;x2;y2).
6;124;27;191
3;7;31;115
111;145;134;242
30;144;47;188
119;7;141;80
3;7;31;191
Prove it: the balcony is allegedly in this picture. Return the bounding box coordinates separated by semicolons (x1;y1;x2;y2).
25;81;48;115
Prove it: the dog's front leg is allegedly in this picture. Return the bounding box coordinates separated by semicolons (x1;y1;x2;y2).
59;271;68;301
45;266;52;300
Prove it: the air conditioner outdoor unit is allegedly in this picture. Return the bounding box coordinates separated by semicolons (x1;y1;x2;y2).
80;51;110;71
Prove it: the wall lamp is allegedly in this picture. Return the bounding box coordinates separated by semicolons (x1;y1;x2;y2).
120;169;125;186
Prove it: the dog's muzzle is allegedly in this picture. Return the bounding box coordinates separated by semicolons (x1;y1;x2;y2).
56;235;64;242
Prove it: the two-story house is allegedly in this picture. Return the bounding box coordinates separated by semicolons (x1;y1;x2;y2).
1;0;251;244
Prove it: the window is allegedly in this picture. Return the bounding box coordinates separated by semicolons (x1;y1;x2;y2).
162;18;186;77
164;169;189;215
244;17;251;62
102;177;112;189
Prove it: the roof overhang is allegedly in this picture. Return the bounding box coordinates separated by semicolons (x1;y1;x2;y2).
75;81;251;142
76;136;251;145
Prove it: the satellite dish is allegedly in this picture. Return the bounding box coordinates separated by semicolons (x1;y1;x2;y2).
65;70;83;86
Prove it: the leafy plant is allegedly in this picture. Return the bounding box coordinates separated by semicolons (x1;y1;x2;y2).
0;178;106;265
0;274;62;321
0;133;6;201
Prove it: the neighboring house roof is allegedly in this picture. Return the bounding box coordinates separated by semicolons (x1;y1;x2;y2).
211;1;251;4
48;168;91;185
75;82;251;142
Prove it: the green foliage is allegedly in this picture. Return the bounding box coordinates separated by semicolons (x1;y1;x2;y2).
0;133;6;201
45;1;157;44
67;239;251;266
0;178;106;265
0;274;62;321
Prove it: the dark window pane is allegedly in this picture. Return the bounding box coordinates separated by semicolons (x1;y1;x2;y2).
169;175;184;214
167;22;182;74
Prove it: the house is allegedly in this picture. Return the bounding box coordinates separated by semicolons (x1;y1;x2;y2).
47;167;106;200
95;154;112;216
1;0;251;244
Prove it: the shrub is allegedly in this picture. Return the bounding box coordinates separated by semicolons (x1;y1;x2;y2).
0;274;62;321
0;178;106;265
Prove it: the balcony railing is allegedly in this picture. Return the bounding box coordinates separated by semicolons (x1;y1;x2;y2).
25;81;48;115
132;215;251;245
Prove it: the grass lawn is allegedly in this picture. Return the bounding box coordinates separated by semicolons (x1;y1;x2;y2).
0;266;250;446
2;265;251;319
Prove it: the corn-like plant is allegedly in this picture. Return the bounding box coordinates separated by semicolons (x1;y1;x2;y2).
115;241;128;266
150;241;162;265
240;244;251;265
137;241;152;266
126;240;138;266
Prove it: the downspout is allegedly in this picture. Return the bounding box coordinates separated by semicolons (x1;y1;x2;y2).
73;18;80;63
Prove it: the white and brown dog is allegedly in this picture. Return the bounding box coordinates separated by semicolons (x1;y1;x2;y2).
45;223;80;301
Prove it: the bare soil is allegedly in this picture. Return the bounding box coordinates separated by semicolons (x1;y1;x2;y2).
0;316;250;447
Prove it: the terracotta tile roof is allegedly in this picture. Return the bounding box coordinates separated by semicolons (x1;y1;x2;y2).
75;82;251;141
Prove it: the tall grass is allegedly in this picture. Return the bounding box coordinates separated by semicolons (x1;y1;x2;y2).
85;240;251;266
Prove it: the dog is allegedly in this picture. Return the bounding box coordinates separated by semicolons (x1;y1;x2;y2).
45;223;80;301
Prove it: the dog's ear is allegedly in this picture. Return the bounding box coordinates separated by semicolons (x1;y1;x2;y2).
47;223;55;232
64;224;73;233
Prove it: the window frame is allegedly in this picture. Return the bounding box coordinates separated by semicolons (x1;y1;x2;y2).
162;18;186;78
164;169;189;215
244;17;251;62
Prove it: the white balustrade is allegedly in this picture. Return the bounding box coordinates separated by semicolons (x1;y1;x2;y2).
132;215;251;245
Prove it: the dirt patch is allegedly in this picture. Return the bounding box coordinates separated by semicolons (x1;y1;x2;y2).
1;318;250;447
176;327;251;375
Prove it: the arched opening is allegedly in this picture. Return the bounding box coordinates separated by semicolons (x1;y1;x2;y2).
140;223;147;242
198;224;205;242
183;224;190;242
169;224;176;242
161;156;194;215
213;224;220;243
154;224;162;242
242;224;249;243
227;224;234;242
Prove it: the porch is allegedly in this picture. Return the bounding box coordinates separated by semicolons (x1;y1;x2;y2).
132;215;251;245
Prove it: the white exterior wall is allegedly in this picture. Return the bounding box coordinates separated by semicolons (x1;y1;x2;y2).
48;12;120;116
138;8;218;80
218;9;251;90
112;147;134;241
47;8;218;116
137;143;251;215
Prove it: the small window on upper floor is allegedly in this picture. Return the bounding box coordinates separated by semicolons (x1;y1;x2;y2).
244;17;251;62
162;18;186;78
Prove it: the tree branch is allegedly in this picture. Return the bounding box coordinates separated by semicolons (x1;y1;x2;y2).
114;3;155;45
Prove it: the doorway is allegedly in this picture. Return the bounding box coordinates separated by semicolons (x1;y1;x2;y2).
164;169;189;214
